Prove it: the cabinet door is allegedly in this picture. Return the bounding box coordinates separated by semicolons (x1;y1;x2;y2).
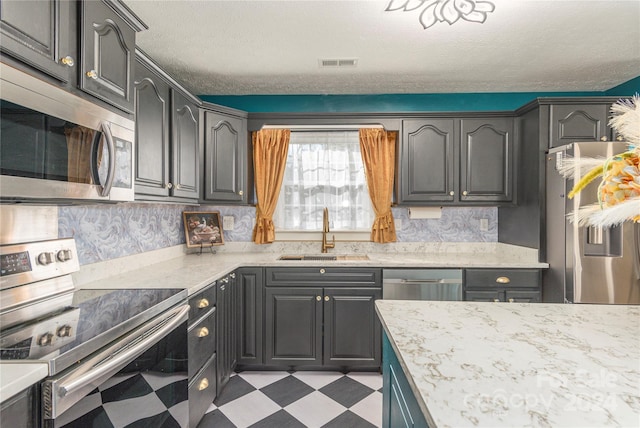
400;119;455;203
265;287;323;367
0;0;74;82
464;290;503;302
80;0;135;112
460;118;513;203
505;290;541;303
216;277;232;393
237;268;264;366
133;59;170;197
171;90;199;199
549;104;610;148
0;385;38;428
203;111;247;203
323;287;381;368
228;272;238;371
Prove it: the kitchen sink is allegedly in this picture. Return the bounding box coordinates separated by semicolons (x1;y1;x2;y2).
278;254;369;261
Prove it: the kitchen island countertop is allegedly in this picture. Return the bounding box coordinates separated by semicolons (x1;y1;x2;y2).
375;300;640;427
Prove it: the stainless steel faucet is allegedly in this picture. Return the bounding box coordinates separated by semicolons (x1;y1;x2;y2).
321;207;335;253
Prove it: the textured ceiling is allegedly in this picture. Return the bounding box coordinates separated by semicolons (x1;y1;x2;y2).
126;0;640;96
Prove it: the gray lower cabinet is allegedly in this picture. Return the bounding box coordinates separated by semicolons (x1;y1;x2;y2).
134;50;200;202
216;273;238;394
264;267;382;370
0;385;39;428
188;283;217;428
80;0;145;113
464;268;541;302
399;116;514;205
202;107;249;203
237;268;264;367
0;0;74;83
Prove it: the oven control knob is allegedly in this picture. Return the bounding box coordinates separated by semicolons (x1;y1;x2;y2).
57;325;73;338
38;333;54;347
57;250;73;262
37;252;55;265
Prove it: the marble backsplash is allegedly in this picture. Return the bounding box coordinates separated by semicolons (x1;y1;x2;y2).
58;203;497;265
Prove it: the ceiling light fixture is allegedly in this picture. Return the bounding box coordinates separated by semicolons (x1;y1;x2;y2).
385;0;496;29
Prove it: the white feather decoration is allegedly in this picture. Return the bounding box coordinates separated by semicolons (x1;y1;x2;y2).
556;156;607;179
570;197;640;227
609;94;640;145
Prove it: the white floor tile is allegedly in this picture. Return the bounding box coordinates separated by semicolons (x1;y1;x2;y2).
291;371;344;389
218;390;281;427
347;372;383;391
103;393;167;427
237;370;290;389
285;391;347;428
350;391;383;427
205;402;217;414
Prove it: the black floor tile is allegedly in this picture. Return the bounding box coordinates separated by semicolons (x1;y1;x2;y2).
100;374;153;403
214;376;257;407
259;375;314;407
197;409;237;428
319;376;375;408
321;410;377;428
248;410;306;428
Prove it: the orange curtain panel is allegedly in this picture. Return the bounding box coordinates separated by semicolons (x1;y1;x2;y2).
252;129;291;244
359;129;398;243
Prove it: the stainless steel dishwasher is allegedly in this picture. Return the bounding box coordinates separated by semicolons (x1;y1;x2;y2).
383;269;463;301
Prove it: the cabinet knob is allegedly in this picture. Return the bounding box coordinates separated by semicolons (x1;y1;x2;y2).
449;191;454;196
165;182;173;189
493;298;500;302
197;298;209;309
175;184;181;190
86;69;98;79
238;190;244;196
462;190;468;196
600;136;608;142
616;135;624;141
60;55;75;67
324;295;330;302
197;327;209;337
230;273;236;279
496;276;511;284
508;298;515;303
198;378;209;391
319;268;325;274
316;295;322;301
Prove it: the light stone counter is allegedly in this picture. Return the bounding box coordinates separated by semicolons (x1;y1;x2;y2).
74;242;547;295
376;300;640;427
0;363;48;403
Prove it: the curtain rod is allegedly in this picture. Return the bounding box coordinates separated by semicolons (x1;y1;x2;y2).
260;124;384;131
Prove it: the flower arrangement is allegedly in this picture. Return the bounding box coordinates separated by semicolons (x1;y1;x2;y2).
565;95;640;226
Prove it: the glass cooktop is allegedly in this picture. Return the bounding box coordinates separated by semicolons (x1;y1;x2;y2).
0;288;187;375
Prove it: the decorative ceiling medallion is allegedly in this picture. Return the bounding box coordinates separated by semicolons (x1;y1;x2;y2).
385;0;496;29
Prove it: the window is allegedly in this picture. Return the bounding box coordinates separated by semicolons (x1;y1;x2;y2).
273;131;374;232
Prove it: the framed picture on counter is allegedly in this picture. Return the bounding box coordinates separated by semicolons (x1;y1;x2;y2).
183;211;224;248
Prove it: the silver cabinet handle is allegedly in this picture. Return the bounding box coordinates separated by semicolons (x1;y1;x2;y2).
52;305;189;401
449;191;454;196
97;121;116;197
316;295;321;301
324;296;330;301
319;268;325;274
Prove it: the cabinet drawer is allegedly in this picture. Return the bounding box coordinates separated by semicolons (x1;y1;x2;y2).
505;290;541;303
189;283;216;325
465;269;540;288
189;354;217;428
266;267;381;287
465;290;503;302
188;309;216;380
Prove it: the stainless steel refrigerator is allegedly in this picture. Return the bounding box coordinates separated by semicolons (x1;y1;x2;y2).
544;141;640;304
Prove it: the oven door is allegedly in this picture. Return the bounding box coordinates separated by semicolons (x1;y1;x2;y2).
0;63;135;203
42;304;189;428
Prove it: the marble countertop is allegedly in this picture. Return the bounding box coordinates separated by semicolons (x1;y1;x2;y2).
375;300;640;427
0;363;48;403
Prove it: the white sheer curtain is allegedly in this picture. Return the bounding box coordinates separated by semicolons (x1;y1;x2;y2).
273;131;374;231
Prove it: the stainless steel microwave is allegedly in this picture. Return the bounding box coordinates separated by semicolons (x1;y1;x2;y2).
0;62;135;202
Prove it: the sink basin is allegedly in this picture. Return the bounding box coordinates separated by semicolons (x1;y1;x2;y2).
278;254;369;261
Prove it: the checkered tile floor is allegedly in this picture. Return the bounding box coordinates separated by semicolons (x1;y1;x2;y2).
197;371;383;428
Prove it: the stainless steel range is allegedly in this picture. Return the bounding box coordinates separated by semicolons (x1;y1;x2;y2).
0;238;189;427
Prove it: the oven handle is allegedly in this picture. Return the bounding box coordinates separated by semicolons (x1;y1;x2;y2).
58;304;189;397
98;121;116;197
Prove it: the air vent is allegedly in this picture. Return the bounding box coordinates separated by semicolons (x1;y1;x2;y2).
319;58;358;68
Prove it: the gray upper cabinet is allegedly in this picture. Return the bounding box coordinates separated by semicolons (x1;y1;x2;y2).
0;0;74;83
134;51;200;202
549;104;611;148
80;0;146;113
171;90;200;200
460;118;513;203
203;109;248;203
134;56;170;197
401;119;455;203
399;116;514;205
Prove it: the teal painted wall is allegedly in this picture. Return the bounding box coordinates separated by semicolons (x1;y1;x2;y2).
200;76;640;113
